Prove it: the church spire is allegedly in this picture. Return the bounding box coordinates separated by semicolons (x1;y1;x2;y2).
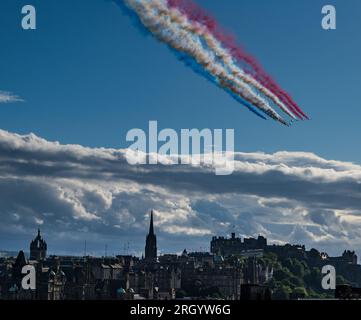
149;210;154;236
145;210;157;262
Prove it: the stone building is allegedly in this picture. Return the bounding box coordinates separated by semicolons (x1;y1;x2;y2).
211;233;267;256
30;229;47;261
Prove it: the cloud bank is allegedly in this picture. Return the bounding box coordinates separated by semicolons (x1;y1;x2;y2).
0;129;360;257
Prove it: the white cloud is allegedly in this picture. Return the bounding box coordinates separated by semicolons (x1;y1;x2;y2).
0;129;360;257
0;91;23;103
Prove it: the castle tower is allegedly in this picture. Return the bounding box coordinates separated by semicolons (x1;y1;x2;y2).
30;229;47;261
145;211;157;262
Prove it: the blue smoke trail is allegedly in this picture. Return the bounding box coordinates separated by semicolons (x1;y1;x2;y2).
113;0;151;37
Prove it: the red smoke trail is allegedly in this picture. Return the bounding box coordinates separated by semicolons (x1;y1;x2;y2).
167;0;308;120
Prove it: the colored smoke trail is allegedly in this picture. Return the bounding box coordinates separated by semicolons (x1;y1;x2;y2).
155;2;298;120
115;0;308;125
167;0;309;120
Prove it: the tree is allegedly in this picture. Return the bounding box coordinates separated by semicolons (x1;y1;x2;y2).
292;260;305;277
336;275;350;285
273;285;292;300
292;287;308;299
289;275;304;288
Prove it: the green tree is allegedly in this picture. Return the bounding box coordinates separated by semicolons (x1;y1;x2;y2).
293;287;308;299
273;285;292;300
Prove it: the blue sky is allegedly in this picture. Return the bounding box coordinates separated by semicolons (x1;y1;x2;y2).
1;0;361;256
1;0;360;161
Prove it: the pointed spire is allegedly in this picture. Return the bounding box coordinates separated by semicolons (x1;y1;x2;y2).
149;210;154;236
38;228;41;237
145;210;157;262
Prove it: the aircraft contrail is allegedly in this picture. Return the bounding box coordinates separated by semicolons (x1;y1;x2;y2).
115;0;308;125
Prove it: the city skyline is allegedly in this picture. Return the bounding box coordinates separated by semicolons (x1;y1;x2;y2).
2;214;359;300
